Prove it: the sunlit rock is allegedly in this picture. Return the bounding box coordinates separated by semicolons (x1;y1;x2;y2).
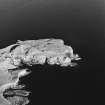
0;38;81;105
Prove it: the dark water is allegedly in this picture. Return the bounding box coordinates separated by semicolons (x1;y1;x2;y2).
0;0;104;104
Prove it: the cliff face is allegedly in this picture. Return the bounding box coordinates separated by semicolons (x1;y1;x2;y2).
0;38;80;105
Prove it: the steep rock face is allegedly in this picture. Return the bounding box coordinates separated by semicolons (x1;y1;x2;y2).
0;38;80;72
0;38;80;105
